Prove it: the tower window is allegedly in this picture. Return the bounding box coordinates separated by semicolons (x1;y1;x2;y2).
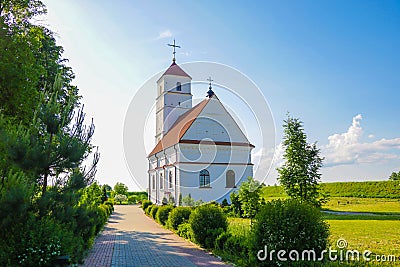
160;173;164;190
152;175;155;190
176;82;181;91
199;169;210;188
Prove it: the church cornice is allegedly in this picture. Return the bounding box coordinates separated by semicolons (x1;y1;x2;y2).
179;139;255;148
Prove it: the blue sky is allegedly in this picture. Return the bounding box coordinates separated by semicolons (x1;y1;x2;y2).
41;1;400;190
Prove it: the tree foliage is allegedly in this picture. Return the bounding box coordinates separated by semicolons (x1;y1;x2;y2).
113;182;128;196
277;114;324;207
0;1;105;265
238;177;264;219
389;171;400;181
114;194;127;204
249;199;329;266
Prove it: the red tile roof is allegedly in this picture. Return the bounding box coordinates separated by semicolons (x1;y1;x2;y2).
148;98;209;157
158;62;191;81
148;95;255;157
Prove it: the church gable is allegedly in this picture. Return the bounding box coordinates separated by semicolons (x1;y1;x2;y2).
182;96;251;144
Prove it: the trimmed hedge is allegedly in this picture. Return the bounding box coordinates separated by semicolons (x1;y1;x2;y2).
189;204;227;249
151;205;159;219
156;205;174;225
145;204;153;215
249;199;329;266
141;200;152;210
167;206;192;230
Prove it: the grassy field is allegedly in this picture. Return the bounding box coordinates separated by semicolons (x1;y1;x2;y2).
262;181;400;199
235;182;400;265
327;219;400;257
323;197;400;213
227;217;400;266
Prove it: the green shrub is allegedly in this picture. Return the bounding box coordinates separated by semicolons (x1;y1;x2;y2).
99;204;111;217
145;204;153;215
214;231;231;250
141;199;152;210
128;195;138;204
177;222;193;240
189;204;227;249
156;205;174;225
151;205;159;219
104;200;114;212
167;206;192;230
249;199;329;266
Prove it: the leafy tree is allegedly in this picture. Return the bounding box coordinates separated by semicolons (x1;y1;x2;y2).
277;114;324;207
114;182;128;195
102;184;112;192
80;182;103;207
101;186;108;203
389;171;399;181
128;195;138;204
178;193;182;206
182;194;195;206
0;1;104;264
230;191;243;217
114;194;127;204
238;177;263;220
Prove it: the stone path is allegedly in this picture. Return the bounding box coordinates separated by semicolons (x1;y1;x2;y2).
81;205;230;267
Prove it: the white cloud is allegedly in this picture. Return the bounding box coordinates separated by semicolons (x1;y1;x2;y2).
157;30;172;39
323;114;400;166
253;114;400;184
252;144;284;185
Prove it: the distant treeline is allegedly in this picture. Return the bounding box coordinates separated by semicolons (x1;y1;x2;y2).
263;181;400;199
127;191;148;198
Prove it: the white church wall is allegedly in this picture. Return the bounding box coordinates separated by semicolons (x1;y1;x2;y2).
178;163;253;203
162;76;191;94
156;75;192;142
182;98;249;143
178;143;252;166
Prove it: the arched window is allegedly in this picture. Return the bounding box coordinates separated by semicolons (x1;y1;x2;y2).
168;171;173;189
160;173;164;189
152;175;155;190
199;169;210;188
226;170;235;188
176;82;181;91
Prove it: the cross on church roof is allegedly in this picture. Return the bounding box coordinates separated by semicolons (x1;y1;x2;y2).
168;39;181;63
206;76;215;98
207;76;213;89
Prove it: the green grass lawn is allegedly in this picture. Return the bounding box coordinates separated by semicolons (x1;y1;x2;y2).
223;197;400;265
227;213;400;265
323;197;400;213
327;219;400;257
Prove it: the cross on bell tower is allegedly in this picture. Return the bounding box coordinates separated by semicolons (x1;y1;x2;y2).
206;76;215;98
168;39;181;63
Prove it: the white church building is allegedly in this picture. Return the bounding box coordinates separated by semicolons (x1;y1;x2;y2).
147;55;254;205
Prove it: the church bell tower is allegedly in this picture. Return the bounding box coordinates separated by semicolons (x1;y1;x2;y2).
155;40;192;143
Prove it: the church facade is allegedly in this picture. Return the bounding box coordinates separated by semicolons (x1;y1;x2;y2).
147;58;254;205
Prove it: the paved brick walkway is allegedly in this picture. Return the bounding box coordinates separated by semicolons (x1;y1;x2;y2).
81;205;230;267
